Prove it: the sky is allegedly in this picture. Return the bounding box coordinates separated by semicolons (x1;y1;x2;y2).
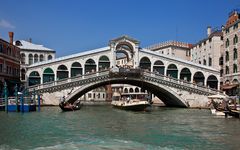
0;0;240;57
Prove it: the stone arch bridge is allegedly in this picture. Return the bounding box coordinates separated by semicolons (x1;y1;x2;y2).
26;36;221;108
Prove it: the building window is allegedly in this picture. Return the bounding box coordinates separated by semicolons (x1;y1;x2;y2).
220;69;223;77
225;66;229;74
209;38;212;42
203;59;206;65
225;39;229;48
48;55;52;60
21;53;26;64
0;64;2;72
225;51;229;62
0;44;3;52
234;23;238;30
88;93;92;99
199;61;201;64
219;56;223;65
225;28;229;34
209;57;212;66
29;54;33;65
233;35;238;45
233;64;238;73
234;48;238;60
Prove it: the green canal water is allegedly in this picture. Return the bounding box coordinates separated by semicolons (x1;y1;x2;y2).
0;106;240;150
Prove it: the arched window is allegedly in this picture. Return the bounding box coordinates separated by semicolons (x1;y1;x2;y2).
233;64;237;73
85;59;96;74
71;62;82;77
225;66;229;74
180;68;191;81
225;51;229;62
135;87;139;93
34;54;38;63
234;48;238;60
43;68;55;83
29;71;41;86
153;60;164;75
29;54;33;65
40;55;44;62
225;38;229;48
98;55;110;71
129;88;134;93
207;75;218;89
124;88;128;93
48;55;53;60
193;71;205;86
167;64;178;79
139;57;151;71
233;34;238;44
21;53;26;65
57;65;68;80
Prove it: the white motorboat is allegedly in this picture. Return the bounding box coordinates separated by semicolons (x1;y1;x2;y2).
111;92;151;111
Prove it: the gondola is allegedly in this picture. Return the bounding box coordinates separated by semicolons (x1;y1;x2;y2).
59;101;82;111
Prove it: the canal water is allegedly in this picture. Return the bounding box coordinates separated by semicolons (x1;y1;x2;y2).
0;106;240;150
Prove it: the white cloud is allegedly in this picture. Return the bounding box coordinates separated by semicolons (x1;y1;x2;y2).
0;19;15;29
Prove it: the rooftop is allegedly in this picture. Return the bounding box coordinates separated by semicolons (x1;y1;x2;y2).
145;41;192;51
14;40;55;52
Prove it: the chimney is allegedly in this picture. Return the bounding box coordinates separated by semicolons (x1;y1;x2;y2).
207;26;211;37
29;38;32;43
8;32;14;44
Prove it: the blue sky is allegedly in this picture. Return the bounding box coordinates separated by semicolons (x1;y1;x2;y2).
0;0;239;57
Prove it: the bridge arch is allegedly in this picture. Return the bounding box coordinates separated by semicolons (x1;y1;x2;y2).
193;71;205;86
180;67;191;82
66;78;187;107
71;62;82;77
153;60;165;75
98;55;110;71
29;71;40;86
85;59;96;74
57;65;69;80
167;64;178;79
207;75;218;89
43;68;55;83
139;57;151;71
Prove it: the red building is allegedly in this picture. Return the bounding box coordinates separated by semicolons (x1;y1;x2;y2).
0;32;20;96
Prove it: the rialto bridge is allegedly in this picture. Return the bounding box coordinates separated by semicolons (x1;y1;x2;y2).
26;36;222;108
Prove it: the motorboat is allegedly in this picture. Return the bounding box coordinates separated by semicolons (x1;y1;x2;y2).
111;92;151;111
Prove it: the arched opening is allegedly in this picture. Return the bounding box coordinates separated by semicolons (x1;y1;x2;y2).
21;69;26;81
40;55;44;62
21;53;25;65
48;55;53;60
85;59;96;74
43;68;55;83
29;71;41;86
167;64;178;79
98;56;110;71
193;72;205;86
232;79;239;85
153;60;165;75
57;65;69;80
180;68;191;82
115;43;134;68
207;75;218;89
71;62;82;77
135;87;139;93
34;54;38;63
29;54;33;65
139;57;151;71
129;88;134;93
124;88;128;93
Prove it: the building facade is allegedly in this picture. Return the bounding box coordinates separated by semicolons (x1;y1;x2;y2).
146;41;192;61
14;40;55;85
0;32;20;96
191;27;223;70
222;10;240;95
